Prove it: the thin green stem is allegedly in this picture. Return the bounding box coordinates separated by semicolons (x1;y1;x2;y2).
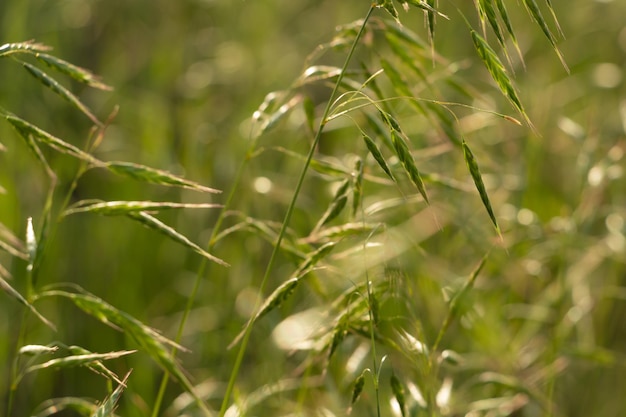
218;5;376;417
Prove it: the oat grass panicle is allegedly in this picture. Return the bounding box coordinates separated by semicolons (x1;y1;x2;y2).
2;1;625;416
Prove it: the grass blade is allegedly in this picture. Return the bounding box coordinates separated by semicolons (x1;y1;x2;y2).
35;53;112;91
64;200;222;216
105;161;220;193
127;211;229;267
21;62;101;126
462;140;499;234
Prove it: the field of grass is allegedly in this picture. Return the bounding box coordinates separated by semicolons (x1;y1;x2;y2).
1;1;625;416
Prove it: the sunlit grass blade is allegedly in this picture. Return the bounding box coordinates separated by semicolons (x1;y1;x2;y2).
105;161;220;193
35;53;113;91
258;95;302;136
522;0;568;71
362;134;396;181
63;200;222;216
0;109;101;164
127;212;229;267
0;275;55;330
470;30;534;129
228;277;300;349
33;397;97;417
24;350;135;375
0;41;51;57
91;371;131;417
21;62;101;126
390;129;430;203
462;140;499;234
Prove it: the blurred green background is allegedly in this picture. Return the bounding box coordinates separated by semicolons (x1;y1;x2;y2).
1;0;625;416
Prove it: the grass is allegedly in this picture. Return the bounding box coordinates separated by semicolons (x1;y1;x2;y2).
1;0;626;416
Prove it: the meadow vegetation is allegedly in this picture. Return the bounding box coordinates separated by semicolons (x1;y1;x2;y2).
1;0;625;416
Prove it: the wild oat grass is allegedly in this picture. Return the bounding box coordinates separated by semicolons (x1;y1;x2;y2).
1;1;625;416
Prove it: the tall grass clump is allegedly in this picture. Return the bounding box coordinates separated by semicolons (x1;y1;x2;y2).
2;0;626;416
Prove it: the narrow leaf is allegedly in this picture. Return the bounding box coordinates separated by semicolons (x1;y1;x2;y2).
22;62;101;125
127;211;229;267
33;397;97;417
105;161;220;193
462;141;499;233
352;157;364;217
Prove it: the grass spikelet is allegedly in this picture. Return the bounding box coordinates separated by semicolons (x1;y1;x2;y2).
229;277;300;349
494;0;524;64
390;374;407;417
0;41;51;57
432;255;487;352
1;110;100;164
105;162;220;193
390;129;430;204
24;350;135;375
470;30;534;129
63;200;222;216
462;140;499;235
313;179;350;232
127;212;229;267
302;222;381;244
92;371;131;417
362;134;396;181
348;371;367;414
376;0;400;23
35;53;112;91
66;346;129;385
522;0;568;71
21;62;101;126
39;289;213;415
294;241;336;278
